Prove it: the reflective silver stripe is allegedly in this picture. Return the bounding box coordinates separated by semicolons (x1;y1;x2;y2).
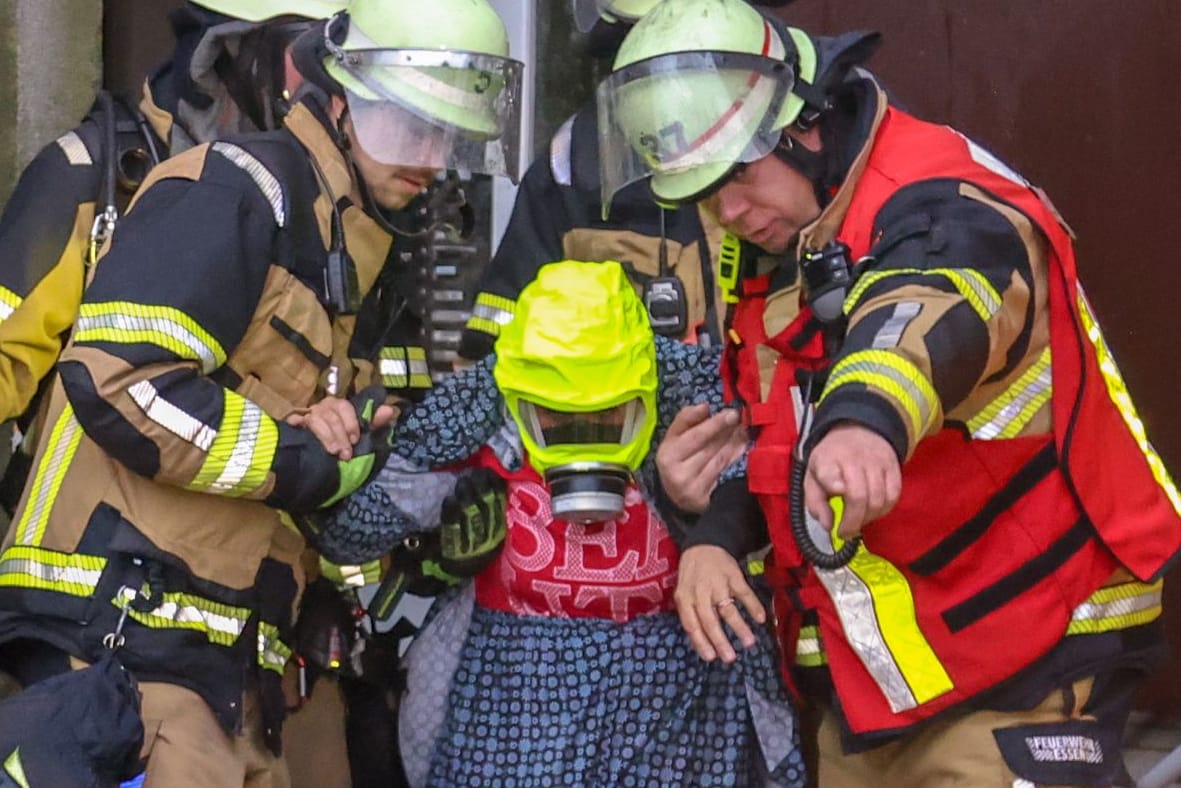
212;142;285;227
872;302;922;349
814;566;918;713
75;310;225;374
210;401;265;493
796;635;820;657
257;624;292;674
115;587;246;644
470;302;514;326
128;381;217;451
970;352;1053;440
379;358;430;379
549;115;575;187
17;408;83;546
56;131;92;165
0;287;22;322
0;555;102;592
1071;587;1161;623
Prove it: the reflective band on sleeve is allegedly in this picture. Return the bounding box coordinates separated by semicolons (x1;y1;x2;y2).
319;556;383;588
872;302;922;349
189;390;278;497
56;130;93;166
0;286;21;322
378;346;432;389
968;347;1052;439
1066;580;1163;635
815;541;953;712
844;268;1002;322
795;624;826;667
822;350;939;440
465;292;516;338
129;380;217;450
75;302;227;374
211;142;286;227
1077;286;1181;515
15;405;85;546
0;545;106;597
257;621;293;675
113;586;250;647
3;748;30;788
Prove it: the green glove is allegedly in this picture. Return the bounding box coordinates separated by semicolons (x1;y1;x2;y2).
268;386;394;515
434;467;509;581
367;468;508;620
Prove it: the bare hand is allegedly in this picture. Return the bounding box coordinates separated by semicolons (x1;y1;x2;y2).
674;545;766;663
287;396;397;460
804;423;901;539
656;404;748;513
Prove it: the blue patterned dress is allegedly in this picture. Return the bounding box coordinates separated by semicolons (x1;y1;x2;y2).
321;337;806;788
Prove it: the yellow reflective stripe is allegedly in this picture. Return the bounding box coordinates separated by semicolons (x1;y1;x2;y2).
815;505;953;712
319;557;383;588
3;749;30;788
15;405;85;546
1077;288;1181;515
796;624;826;667
823;350;939;439
1066;580;1163;635
189;391;277;496
968;347;1052;439
0;285;21;322
257;622;293;675
379;347;432;389
465;293;516;337
844;268;1002;321
112;586;250;647
75;301;227;373
0;545;106;597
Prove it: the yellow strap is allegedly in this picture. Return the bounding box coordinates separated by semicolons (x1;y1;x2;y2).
816;498;954;712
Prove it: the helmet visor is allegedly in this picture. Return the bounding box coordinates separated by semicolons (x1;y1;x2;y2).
340;49;524;181
572;0;606;33
597;50;796;214
516;398;648;450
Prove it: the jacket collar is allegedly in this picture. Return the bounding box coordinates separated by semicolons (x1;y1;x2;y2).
797;77;889;254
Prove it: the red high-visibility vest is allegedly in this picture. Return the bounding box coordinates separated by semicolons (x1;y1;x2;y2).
729;105;1181;739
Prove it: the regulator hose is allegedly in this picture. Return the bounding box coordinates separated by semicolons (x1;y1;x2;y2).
790;440;860;569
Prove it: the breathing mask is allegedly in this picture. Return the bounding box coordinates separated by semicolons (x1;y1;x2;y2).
494;261;658;524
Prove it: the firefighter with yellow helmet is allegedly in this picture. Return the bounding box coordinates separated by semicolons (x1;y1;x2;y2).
600;0;1181;785
0;0;523;785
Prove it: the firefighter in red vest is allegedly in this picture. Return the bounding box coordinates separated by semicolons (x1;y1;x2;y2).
597;0;1181;785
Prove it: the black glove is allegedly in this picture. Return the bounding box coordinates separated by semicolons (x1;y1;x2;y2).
267;386;395;515
367;468;508;620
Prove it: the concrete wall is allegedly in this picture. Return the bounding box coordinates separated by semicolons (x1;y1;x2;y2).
0;0;102;203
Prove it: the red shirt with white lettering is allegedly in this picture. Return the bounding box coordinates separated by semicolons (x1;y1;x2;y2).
472;450;680;622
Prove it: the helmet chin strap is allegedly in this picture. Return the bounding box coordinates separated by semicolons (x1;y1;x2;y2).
772;126;840;209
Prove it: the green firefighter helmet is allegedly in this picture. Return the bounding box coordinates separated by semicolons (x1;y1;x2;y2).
597;0;818;210
493;261;658;476
191;0;349;22
320;0;525;178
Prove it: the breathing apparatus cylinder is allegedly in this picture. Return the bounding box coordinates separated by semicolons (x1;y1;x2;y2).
790;240;861;569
